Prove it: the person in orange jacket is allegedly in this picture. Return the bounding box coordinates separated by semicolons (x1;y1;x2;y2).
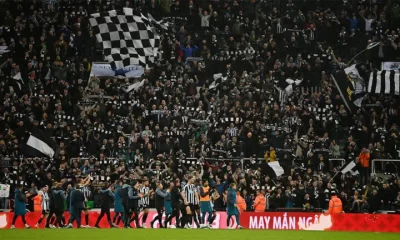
253;190;267;212
236;191;246;213
358;148;370;186
328;192;343;214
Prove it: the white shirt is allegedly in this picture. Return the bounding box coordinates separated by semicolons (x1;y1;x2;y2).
365;19;374;32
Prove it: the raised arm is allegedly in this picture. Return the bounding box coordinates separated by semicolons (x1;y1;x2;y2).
156;188;168;198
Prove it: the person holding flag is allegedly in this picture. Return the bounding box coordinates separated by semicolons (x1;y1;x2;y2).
226;183;243;229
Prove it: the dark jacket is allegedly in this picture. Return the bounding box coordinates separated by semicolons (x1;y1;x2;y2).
71;189;85;210
100;189;114;209
53;188;67;210
14;189;27;216
155;188;168;208
170;186;183;207
120;184;139;209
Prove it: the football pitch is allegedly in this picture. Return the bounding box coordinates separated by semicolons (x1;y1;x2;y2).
1;229;399;240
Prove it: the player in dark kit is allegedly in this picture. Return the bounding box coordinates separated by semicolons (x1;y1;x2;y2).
51;183;67;228
150;182;168;228
168;179;184;228
94;184;116;228
120;180;143;228
67;185;86;228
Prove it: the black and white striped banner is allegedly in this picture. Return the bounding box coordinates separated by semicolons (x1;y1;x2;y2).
93;127;112;135
55;115;75;121
180;159;204;165
368;70;400;95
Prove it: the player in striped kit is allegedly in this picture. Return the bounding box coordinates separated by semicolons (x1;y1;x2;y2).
181;176;200;228
35;186;50;228
136;179;153;228
78;176;91;228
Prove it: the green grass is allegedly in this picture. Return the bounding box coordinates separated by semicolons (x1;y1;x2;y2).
0;229;399;240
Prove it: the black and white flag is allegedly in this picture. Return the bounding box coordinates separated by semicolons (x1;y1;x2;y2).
25;129;57;158
209;73;228;90
13;72;24;91
332;64;367;113
268;161;285;177
367;70;400;95
340;161;359;175
89;8;161;69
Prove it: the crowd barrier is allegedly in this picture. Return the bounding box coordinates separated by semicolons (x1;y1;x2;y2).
1;210;400;232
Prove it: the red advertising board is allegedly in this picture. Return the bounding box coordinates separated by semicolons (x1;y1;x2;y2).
1;210;400;232
239;212;400;232
0;211;230;229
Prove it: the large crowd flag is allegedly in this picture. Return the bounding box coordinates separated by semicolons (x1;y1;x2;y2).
332;64;367;113
25;128;57;159
89;8;160;69
268;161;285;177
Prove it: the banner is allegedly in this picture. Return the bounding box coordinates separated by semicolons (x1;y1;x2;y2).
0;184;10;198
382;62;400;71
240;212;400;232
89;63;144;78
331;64;367;113
1;210;400;232
0;210;230;229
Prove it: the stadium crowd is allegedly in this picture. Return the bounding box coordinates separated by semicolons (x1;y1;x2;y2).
0;0;400;221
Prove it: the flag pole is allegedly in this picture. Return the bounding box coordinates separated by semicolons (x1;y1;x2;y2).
347;42;380;66
331;74;352;113
331;171;340;180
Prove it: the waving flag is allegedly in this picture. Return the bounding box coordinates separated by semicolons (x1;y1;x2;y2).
89;8;161;69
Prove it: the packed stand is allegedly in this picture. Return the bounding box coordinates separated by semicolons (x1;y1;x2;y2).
0;0;399;215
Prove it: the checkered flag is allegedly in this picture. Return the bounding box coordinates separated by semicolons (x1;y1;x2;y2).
89;8;160;69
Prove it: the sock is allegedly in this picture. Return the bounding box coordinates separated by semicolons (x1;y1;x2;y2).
37;217;44;225
201;213;206;224
85;214;89;225
142;213;148;224
227;215;231;227
235;215;240;226
158;215;163;228
179;215;188;227
116;216;121;225
193;214;200;227
163;215;168;227
95;216;100;227
49;216;55;225
188;215;193;225
209;213;216;225
22;216;26;225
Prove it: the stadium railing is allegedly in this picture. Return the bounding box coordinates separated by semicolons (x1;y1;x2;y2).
371;159;400;176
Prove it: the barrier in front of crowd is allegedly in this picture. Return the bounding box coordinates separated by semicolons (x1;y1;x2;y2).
371;159;400;176
1;210;400;232
63;157;349;174
328;158;345;166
